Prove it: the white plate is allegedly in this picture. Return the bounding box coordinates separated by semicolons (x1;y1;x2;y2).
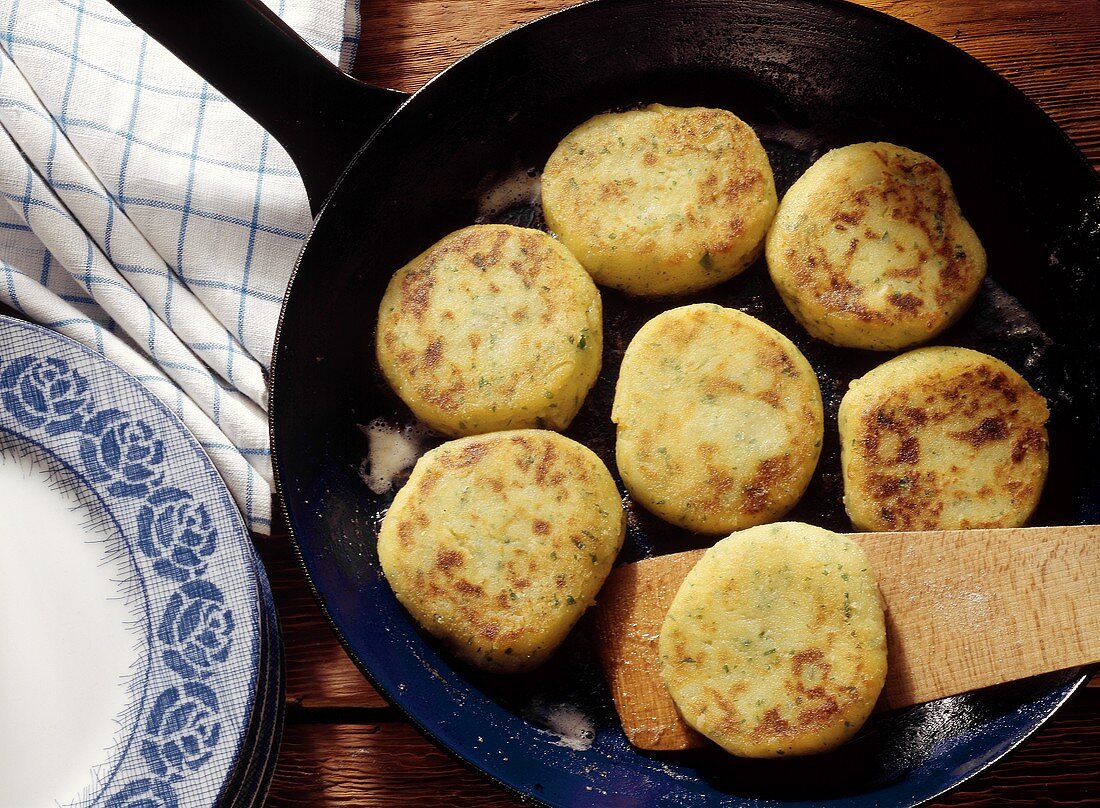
0;316;270;808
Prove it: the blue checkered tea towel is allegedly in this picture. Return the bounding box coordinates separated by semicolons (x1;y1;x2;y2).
0;0;362;532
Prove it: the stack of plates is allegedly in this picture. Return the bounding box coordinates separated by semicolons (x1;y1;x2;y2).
0;316;283;808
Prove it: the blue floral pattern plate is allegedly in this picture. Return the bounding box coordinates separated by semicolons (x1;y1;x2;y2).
0;316;270;808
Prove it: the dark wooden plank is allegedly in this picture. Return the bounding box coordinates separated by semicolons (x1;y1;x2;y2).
938;689;1100;806
264;690;1100;807
267;722;522;807
256;536;388;709
353;0;1100;167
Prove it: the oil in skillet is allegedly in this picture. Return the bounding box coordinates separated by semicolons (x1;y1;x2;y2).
357;418;434;495
474;162;542;224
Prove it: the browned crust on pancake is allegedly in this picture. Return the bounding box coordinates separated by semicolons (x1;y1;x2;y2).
841;348;1049;531
659;523;886;757
613;304;823;533
542;105;777;296
377;430;625;673
767;143;986;350
376;224;602;436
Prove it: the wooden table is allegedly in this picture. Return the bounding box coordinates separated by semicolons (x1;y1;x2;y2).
262;1;1100;805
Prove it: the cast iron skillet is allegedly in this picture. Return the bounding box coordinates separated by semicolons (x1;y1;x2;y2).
115;1;1100;805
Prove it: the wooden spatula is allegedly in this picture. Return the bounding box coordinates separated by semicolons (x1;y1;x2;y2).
590;524;1100;751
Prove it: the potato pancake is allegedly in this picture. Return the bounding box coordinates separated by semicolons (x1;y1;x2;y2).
376;224;602;437
542;105;777;296
660;522;887;757
766;143;986;350
839;346;1049;531
612;303;823;534
377;430;625;673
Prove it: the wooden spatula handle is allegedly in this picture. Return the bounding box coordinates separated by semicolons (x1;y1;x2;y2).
591;524;1100;752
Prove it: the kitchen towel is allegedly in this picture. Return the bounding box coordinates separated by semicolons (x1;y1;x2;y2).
0;0;360;532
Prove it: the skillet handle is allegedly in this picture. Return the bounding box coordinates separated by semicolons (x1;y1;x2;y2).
109;0;407;214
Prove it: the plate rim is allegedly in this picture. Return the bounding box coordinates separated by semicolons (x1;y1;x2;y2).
0;314;266;808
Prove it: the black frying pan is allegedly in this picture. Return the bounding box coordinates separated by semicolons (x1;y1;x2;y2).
114;1;1100;805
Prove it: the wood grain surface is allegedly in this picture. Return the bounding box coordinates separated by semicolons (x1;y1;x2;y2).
354;0;1100;168
592;525;1100;751
264;1;1100;805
